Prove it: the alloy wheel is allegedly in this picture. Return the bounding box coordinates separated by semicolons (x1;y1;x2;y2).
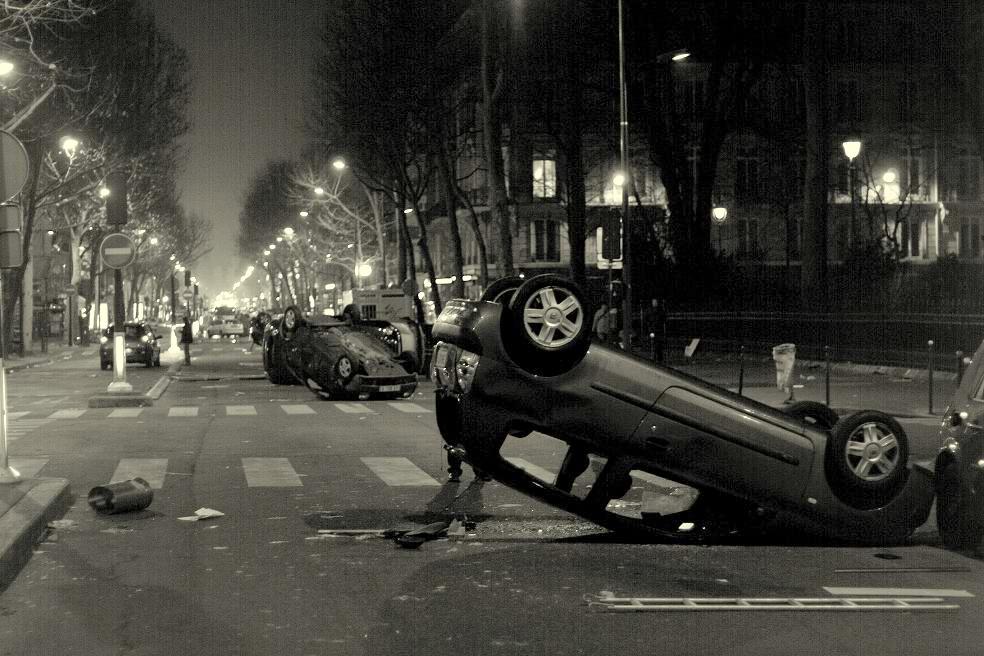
521;286;583;350
844;421;900;482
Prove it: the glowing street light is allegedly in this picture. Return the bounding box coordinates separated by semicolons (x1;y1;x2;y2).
0;61;14;76
299;210;308;217
283;227;295;237
842;139;863;248
356;263;373;278
60;136;79;158
98;186;111;198
612;172;626;187
313;186;324;195
332;158;346;171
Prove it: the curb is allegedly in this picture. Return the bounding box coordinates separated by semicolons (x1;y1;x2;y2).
0;477;72;593
146;375;171;400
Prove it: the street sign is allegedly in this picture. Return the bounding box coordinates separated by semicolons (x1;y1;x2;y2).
595;227;623;269
0;131;29;203
0;204;21;269
182;289;194;300
100;232;136;269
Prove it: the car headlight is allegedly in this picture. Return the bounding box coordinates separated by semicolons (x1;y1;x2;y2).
141;335;150;343
99;336;109;344
453;350;480;394
430;342;454;388
364;359;377;375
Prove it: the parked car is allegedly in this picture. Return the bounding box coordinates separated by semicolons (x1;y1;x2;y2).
262;305;417;400
935;337;984;550
430;274;935;544
99;322;162;369
207;317;245;338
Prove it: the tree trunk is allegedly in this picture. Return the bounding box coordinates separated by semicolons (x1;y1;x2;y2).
409;198;442;316
801;0;830;312
480;0;513;277
20;256;32;355
437;147;465;299
453;185;489;288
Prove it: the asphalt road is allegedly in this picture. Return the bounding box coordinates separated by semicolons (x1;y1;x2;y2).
0;340;981;655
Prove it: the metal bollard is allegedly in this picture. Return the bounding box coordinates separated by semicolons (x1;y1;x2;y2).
928;340;935;415
957;350;965;384
738;344;745;396
824;345;831;407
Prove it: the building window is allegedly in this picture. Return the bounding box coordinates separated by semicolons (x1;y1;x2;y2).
902;149;924;199
532;150;556;199
960;221;982;258
735;147;762;202
736;217;760;258
530;219;560;262
955;156;981;201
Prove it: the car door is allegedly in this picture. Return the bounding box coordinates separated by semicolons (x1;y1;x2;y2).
943;341;984;447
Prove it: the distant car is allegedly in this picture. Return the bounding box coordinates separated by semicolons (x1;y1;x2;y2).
936;338;984;550
262;305;417;400
99;322;162;369
207;317;245;338
429;274;934;544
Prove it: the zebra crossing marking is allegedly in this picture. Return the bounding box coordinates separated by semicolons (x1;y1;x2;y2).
505;457;555;484
49;408;86;419
110;458;168;489
7;418;55;442
225;405;257;416
168;407;199;417
8;457;48;478
242;457;302;487
108;408;143;418
361;457;440;486
281;404;315;415
335;403;374;414
388;402;430;413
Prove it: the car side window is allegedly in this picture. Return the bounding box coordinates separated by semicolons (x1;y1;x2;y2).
974;371;984;401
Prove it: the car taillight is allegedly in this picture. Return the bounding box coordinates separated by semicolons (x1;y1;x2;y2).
453;350;480;394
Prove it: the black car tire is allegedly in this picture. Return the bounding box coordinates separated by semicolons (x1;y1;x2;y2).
264;335;293;385
480;276;524;305
783;401;839;431
282;305;303;336
154;354;161;367
505;274;592;377
334;355;355;383
825;410;909;509
936;459;984;550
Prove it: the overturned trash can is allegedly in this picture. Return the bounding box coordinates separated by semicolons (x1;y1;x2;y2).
772;343;796;403
88;477;153;514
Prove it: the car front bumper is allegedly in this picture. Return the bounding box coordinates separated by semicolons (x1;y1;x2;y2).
345;374;418;397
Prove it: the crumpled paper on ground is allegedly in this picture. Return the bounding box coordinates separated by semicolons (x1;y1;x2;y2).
178;507;225;522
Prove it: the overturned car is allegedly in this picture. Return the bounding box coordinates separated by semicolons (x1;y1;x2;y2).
430;274;935;544
263;305;417;400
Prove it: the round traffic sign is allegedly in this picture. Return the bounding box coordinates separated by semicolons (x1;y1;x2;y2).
182;289;194;300
0;131;29;203
100;233;136;269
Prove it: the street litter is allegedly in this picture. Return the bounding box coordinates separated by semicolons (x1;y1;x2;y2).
47;519;77;530
88;478;153;515
177;507;225;521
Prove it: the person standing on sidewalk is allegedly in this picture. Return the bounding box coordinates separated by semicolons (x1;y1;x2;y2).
180;316;193;365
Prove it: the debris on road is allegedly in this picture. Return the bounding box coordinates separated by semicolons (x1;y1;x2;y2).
177;507;225;522
88;478;153;514
47;519;77;530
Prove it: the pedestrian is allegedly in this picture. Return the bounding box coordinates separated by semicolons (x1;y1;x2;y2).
592;303;610;343
341;303;362;324
180;315;193;365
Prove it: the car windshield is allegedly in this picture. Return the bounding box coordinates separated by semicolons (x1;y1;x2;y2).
104;325;145;339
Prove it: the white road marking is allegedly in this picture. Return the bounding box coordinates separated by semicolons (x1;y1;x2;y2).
7;411;29;420
8;457;48;478
108;408;143;418
110;458;168;489
505;457;555;483
6;418;55;442
242;457;302;487
225;405;257;416
361;457;440;486
168;407;199;417
281;404;315;415
48;408;86;419
388;402;430;413
823;587;974;598
335;403;373;414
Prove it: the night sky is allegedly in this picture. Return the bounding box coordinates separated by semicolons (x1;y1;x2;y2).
142;0;327;299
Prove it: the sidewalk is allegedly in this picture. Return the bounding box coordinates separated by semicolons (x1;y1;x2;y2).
0;343;176;592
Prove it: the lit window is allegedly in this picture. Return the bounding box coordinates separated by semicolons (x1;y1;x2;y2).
532;151;556;199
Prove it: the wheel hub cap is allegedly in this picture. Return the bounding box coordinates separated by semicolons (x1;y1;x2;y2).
522;286;583;349
845;421;899;482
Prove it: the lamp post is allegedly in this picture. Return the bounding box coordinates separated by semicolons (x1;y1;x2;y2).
712;206;728;253
842;140;861;251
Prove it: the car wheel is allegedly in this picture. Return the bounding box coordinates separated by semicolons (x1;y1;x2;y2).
264;335;293;385
334;356;354;382
783;401;839;431
154;354;161;367
936;459;984;550
480;276;524;305
505;274;592;376
825;410;909;509
282;305;302;336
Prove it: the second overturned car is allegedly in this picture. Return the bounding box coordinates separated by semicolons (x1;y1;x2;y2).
430;274;935;544
263;305;417;400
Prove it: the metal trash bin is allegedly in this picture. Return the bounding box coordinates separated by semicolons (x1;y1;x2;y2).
88;477;153;514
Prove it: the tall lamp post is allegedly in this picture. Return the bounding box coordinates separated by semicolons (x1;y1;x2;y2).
842;140;862;251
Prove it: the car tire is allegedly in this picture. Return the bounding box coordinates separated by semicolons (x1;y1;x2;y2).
505;274;592;377
154;354;161;367
480;276;524;305
825;410;909;509
334;356;354;383
936;459;984;550
783;401;839;431
282;305;303;336
264;335;293;385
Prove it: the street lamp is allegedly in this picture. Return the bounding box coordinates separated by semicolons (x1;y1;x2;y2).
332;158;346;171
0;61;14;76
60;136;79;158
712;206;728;253
842;139;862;250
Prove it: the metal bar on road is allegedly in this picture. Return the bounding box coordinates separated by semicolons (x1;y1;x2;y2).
585;595;959;612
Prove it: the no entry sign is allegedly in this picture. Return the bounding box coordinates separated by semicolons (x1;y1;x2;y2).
100;232;136;269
